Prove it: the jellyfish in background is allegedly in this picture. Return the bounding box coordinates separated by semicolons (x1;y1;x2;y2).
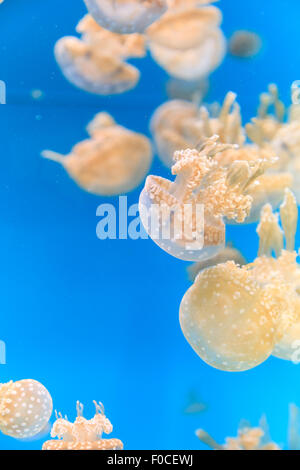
229;30;262;58
147;0;226;80
0;379;53;439
246;83;300;203
84;0;168;34
151;92;292;223
139;135;271;262
43;401;123;450
187;244;246;282
196;419;280;450
179;189;300;371
42;112;153;196
55;15;146;95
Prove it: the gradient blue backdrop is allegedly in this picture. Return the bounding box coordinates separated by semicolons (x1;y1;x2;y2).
0;0;299;450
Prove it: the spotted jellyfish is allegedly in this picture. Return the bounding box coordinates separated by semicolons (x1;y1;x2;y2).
139;135;272;261
43;401;123;450
54;15;145;95
42;112;153;196
84;0;168;34
0;379;53;439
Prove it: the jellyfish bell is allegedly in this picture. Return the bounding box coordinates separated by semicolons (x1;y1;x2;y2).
149;27;226;81
43;401;123;451
54;36;140;95
83;0;168;34
139;136;265;261
146;4;222;51
0;379;53;439
42;113;153;196
179;261;284;372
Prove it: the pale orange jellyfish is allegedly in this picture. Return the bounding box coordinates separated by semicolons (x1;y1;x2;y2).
42;401;123;451
55;15;146;95
196;419;280;450
246;83;300;203
139;135;269;261
84;0;167;34
147;0;226;80
251;190;300;362
187;244;246;281
42;113;153;196
0;379;53;439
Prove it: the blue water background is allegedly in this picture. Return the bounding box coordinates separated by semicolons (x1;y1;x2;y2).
0;0;299;450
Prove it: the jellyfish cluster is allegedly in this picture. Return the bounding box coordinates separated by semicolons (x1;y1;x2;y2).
55;0;226;96
42;112;153;196
179;189;300;371
42;401;123;451
0;379;53;440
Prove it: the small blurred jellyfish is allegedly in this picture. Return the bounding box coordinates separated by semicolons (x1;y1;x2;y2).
0;379;53;439
183;390;207;415
229;30;262;58
55;15;145;95
139;135;270;261
196;417;280;450
187;244;246;282
43;401;123;450
147;0;226;80
84;0;168;34
179;190;300;371
42;112;153;196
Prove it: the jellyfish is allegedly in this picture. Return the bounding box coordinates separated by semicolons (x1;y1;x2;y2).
187;244;246;282
42;401;123;450
246;83;300;203
0;379;53;439
55;15;145;95
150;99;200;167
139;135;271;262
147;0;225;80
229;30;262;58
42;113;153;196
196;419;280;450
83;0;168;34
166;77;209;104
251;190;300;362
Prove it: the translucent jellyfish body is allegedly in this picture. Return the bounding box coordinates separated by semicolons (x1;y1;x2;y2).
180;261;285;371
43;401;123;451
139;135;269;261
229;30;262;58
42;113;153;196
251;190;300;362
246;83;300;203
0;379;53;439
196;419;280;450
55;15;145;95
84;0;168;34
147;0;226;80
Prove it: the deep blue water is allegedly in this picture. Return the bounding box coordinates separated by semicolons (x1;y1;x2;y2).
0;0;300;450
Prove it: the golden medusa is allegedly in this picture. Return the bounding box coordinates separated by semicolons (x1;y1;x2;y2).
42;112;153;196
0;379;53;439
84;0;168;34
55;15;145;95
43;401;123;450
179;189;300;371
139;135;271;261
